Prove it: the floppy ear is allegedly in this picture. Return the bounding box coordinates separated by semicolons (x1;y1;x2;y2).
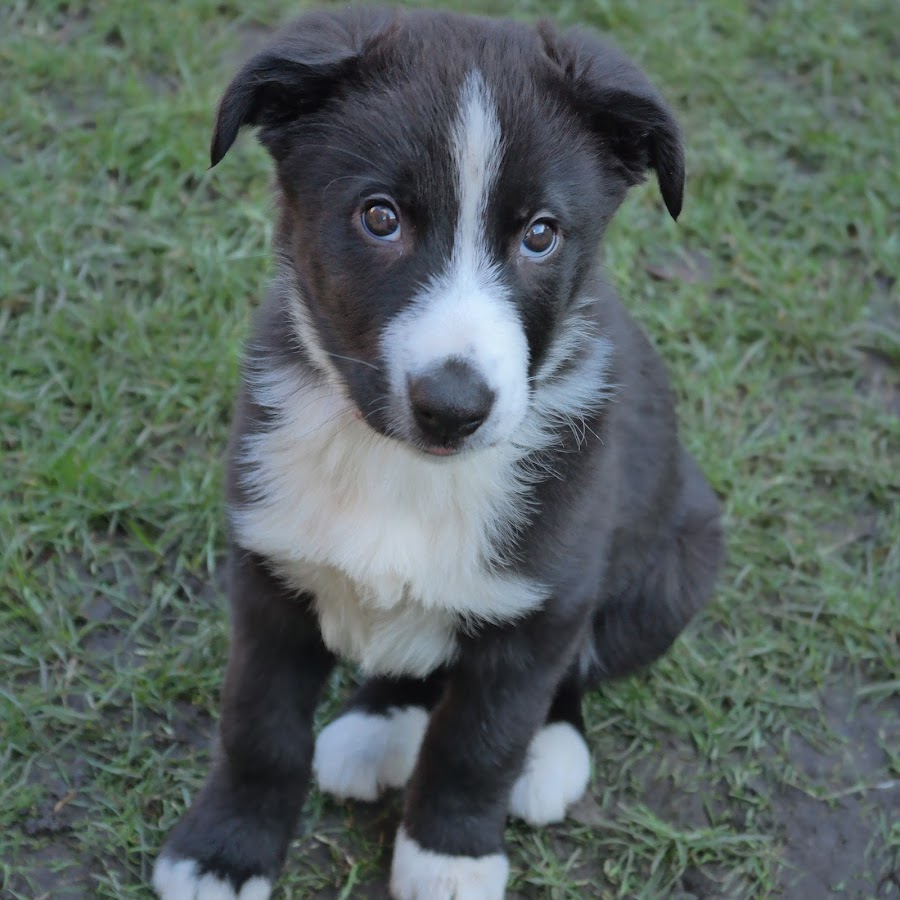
210;9;392;167
539;23;686;220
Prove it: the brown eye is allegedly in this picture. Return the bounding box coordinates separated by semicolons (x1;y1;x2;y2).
361;201;401;241
521;220;558;258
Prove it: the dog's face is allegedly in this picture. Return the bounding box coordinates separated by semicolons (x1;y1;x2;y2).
212;9;683;456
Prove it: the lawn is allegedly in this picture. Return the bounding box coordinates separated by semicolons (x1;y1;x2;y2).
1;0;897;897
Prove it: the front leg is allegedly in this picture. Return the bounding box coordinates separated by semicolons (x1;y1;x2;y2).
390;608;588;900
154;549;334;900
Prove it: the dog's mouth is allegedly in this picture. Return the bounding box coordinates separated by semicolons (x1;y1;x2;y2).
419;442;465;459
393;425;472;460
355;403;480;459
423;445;457;457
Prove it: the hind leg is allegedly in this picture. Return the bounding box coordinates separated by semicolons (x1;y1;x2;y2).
509;673;592;825
506;455;722;828
590;450;724;681
313;672;445;802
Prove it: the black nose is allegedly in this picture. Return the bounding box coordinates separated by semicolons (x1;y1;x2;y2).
408;359;495;446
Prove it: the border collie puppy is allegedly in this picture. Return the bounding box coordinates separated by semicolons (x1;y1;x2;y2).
153;8;723;899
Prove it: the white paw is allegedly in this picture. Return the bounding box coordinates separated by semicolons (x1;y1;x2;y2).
508;722;591;825
152;856;271;900
390;825;509;900
313;706;429;801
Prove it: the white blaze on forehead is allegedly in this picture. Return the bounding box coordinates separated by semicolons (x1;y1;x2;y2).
453;70;502;279
384;70;530;447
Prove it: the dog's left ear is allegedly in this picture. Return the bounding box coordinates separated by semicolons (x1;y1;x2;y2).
540;23;685;220
210;9;393;166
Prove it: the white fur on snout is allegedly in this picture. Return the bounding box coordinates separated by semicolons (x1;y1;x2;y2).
152;857;271;900
383;71;529;449
508;722;592;825
313;707;429;801
384;284;529;447
390;825;509;900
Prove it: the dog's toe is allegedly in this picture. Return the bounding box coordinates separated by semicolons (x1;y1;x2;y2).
509;722;591;825
153;856;271;900
313;706;429;801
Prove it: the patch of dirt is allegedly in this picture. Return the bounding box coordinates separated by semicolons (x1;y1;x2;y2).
8;756;95;898
6;544;223;896
856;272;900;418
571;687;899;898
299;798;400;899
858;348;900;418
775;692;900;898
3;840;91;899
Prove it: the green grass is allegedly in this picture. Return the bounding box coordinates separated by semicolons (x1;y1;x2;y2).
2;0;898;897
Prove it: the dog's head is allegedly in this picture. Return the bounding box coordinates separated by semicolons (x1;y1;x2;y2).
213;8;683;457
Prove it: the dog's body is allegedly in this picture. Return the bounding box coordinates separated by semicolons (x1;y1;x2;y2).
153;9;723;899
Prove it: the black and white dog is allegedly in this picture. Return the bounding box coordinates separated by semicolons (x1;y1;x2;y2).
153;8;723;899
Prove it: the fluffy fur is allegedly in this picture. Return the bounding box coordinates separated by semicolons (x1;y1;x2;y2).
232;361;545;676
390;826;509;900
152;858;271;900
153;8;723;900
508;722;592;825
313;706;429;800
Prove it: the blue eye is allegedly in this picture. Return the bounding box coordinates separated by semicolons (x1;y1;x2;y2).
362;201;401;241
521;220;558;258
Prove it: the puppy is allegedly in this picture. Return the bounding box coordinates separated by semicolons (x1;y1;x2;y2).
153;8;723;900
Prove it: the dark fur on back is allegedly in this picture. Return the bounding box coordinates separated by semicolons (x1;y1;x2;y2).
153;10;722;900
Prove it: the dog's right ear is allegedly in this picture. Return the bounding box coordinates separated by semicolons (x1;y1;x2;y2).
210;9;393;167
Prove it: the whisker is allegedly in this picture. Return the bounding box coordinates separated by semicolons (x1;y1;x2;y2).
324;351;382;373
301;143;394;179
365;393;392;410
322;173;375;199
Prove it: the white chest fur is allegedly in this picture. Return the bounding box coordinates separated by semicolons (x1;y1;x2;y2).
230;368;544;677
